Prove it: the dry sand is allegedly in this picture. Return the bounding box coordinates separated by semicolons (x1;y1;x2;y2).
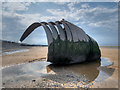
1;46;119;88
100;47;118;68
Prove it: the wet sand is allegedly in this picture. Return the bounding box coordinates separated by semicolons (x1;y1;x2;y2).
2;47;48;67
93;47;118;88
2;46;119;88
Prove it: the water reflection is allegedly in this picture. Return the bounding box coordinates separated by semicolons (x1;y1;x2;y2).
47;60;100;83
46;58;114;85
2;61;51;84
2;57;114;87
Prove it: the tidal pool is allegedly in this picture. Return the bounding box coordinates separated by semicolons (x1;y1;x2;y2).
2;57;114;88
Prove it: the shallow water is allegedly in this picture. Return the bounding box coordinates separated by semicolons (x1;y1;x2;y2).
2;57;114;88
2;49;29;56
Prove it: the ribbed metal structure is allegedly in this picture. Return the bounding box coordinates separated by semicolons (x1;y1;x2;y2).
20;19;101;64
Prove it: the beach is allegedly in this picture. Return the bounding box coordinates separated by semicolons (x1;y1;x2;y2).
2;46;48;67
1;42;119;88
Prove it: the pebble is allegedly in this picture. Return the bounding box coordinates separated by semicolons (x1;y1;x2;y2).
32;80;36;82
3;83;5;85
71;76;74;78
97;86;100;88
69;85;73;87
77;79;80;82
66;74;71;77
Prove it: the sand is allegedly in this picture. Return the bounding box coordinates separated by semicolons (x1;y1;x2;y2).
100;47;118;68
2;47;48;67
92;47;118;88
2;46;118;67
1;46;119;88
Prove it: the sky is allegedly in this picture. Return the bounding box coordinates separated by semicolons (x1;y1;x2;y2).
1;2;118;46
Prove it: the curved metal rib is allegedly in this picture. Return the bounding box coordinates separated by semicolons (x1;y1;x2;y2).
65;21;89;42
78;28;89;42
40;22;53;46
73;24;87;41
19;22;53;46
20;22;41;42
60;21;72;41
48;22;58;40
70;22;89;41
55;21;66;41
63;21;79;42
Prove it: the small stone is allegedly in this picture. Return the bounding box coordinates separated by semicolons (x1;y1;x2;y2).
69;85;73;87
43;78;46;81
71;76;74;78
66;74;70;77
83;80;86;82
29;61;32;63
32;80;36;82
88;80;91;83
77;79;80;82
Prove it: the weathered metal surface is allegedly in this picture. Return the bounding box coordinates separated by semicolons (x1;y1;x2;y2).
20;22;53;46
61;21;72;41
40;22;53;46
48;22;58;40
19;19;101;65
20;22;41;42
64;21;79;42
55;21;66;41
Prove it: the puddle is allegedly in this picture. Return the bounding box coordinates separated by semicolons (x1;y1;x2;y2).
2;49;29;56
2;61;51;82
100;57;113;67
2;57;114;87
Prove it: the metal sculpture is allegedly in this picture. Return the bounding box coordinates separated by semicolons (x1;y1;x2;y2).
19;19;101;65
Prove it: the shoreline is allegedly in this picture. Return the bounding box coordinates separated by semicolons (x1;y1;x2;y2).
2;46;119;88
1;46;118;67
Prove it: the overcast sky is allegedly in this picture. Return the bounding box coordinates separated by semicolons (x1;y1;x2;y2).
2;2;118;46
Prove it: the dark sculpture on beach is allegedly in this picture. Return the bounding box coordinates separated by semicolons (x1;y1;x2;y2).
19;19;101;65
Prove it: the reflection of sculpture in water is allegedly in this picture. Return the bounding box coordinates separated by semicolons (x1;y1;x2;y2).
46;59;115;85
20;19;101;65
46;60;101;84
